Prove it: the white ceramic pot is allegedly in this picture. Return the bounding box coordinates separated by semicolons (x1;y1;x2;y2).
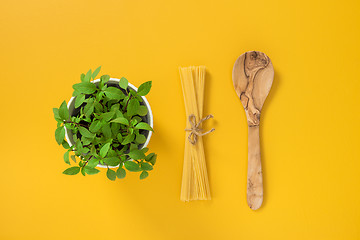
64;78;154;168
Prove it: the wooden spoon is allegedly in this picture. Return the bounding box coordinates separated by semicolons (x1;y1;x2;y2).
232;51;274;210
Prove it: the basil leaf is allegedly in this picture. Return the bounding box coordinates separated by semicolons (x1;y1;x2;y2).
119;77;128;89
84;166;100;175
75;139;83;153
135;134;146;144
134;122;153;131
63;151;70;165
145;153;157;166
127;99;140;117
141;147;149;153
104;87;125;100
104;157;120;166
102;124;112;139
62;141;70;149
111;123;120;136
130;118;139;126
63;167;80;175
124;161;140;172
84;69;92;82
137;81;152;96
115;109;124;118
53;108;62;122
140;171;149;180
111;117;129;126
137;105;148;116
130;143;138;151
106;169;116;181
80;167;86;176
55;126;65;145
84;102;95;118
149;154;157;165
78;126;95;138
116;167;126;179
94;101;103;111
100;112;115;122
110;103;120;112
81;136;92;145
80;73;85;82
121;134;135;145
100;75;110;83
100;142;111;158
87;158;99;168
89;120;102;133
59;101;69;121
129;149;145;160
75;94;85;108
92;66;101;79
73;82;97;94
141;162;153;171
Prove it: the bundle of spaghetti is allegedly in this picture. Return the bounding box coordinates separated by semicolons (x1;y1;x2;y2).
179;66;211;201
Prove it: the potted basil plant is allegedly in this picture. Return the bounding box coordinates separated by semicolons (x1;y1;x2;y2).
53;66;157;180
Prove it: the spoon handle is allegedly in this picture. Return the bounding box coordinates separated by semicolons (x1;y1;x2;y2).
247;125;263;210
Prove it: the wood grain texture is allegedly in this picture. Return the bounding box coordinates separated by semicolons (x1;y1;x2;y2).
232;51;274;210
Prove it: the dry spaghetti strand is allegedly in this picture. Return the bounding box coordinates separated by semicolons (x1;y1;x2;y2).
179;66;213;201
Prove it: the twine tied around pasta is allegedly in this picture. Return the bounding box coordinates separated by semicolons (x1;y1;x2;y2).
185;114;215;145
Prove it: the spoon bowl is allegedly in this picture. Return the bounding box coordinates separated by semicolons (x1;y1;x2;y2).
232;51;274;210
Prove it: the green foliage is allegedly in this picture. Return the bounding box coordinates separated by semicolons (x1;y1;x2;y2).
137;105;148;116
100;75;110;83
145;153;157;166
111;117;129;126
63;151;70;165
84;69;92;82
59;101;69;121
116;167;126;179
101;124;112;138
73;82;97;94
84;166;100;175
121;133;135;145
104;87;125;100
135;122;154;132
75;94;85;108
135;134;146;144
63;167;80;175
92;66;101;80
87;158;99;168
106;168;116;181
124;161;140;172
62;141;70;149
141;162;153;171
78;126;95;138
140;171;149;180
55;126;65;145
100;112;115;122
129;149;145;160
53;108;61;122
89;120;102;132
119;77;128;89
80;73;85;82
99;142;110;158
127;99;140;117
104;157;120;166
54;67;156;181
137;81;152;96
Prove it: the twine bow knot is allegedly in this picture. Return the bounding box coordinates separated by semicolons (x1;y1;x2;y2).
185;114;215;145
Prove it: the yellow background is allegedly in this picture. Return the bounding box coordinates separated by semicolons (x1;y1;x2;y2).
0;0;359;239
